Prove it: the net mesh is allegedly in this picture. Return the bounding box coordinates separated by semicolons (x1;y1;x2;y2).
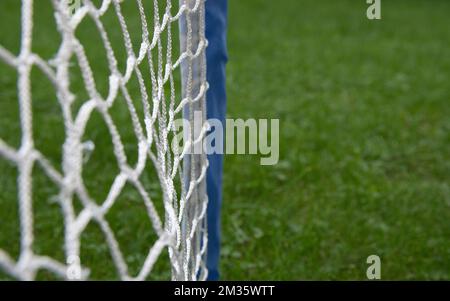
0;0;209;280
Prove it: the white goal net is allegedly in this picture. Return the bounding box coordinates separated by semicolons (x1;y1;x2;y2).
0;0;209;280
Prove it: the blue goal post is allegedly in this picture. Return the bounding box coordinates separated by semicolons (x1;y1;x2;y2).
205;0;228;281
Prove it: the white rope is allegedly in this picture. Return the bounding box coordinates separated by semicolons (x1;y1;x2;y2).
0;0;208;281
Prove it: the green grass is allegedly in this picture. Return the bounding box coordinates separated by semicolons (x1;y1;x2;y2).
220;0;450;280
1;0;450;280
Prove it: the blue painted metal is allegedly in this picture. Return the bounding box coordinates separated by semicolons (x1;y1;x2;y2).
205;0;228;281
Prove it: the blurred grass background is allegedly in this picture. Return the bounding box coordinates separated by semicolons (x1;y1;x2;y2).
0;0;449;280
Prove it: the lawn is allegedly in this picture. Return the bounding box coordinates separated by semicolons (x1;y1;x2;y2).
221;0;450;280
0;0;449;280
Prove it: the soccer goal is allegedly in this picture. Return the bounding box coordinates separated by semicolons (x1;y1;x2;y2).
0;0;209;280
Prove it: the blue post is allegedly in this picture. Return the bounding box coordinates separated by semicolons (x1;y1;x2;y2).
205;0;228;281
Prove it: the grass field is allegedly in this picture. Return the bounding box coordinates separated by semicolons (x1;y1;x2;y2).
1;0;449;280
